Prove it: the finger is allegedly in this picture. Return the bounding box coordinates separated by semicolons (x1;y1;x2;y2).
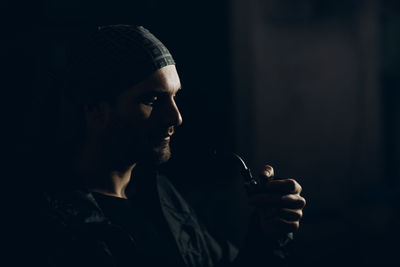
264;179;302;194
281;194;306;209
261;165;274;178
277;219;299;233
278;208;303;221
249;194;306;209
248;194;282;206
256;206;279;219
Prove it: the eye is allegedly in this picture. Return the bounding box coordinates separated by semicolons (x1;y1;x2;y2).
142;96;158;106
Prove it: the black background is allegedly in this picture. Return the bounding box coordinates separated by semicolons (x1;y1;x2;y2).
3;1;400;266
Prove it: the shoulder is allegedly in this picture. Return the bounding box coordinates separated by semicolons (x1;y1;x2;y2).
33;190;122;267
40;189;107;227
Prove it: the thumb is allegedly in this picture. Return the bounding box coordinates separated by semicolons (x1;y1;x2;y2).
259;164;274;182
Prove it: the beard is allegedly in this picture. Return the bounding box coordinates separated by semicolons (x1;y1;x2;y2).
146;141;171;165
146;126;175;164
103;121;174;171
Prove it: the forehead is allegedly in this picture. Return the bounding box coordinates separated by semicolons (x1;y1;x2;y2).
124;65;181;97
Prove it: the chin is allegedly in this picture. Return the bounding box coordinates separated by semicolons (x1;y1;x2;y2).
150;144;171;164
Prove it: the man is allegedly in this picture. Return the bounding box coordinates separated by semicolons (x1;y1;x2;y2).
38;25;305;267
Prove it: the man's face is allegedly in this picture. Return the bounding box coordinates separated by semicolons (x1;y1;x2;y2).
103;65;182;167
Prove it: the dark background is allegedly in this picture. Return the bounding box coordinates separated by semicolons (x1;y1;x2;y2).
3;0;400;266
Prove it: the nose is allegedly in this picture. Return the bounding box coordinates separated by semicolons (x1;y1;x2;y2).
163;97;183;127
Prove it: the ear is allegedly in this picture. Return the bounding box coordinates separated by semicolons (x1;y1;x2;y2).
83;101;111;131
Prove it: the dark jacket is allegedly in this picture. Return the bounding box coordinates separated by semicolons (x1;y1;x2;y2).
36;173;288;267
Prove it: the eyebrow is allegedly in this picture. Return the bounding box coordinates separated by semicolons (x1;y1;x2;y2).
139;87;181;97
153;86;182;94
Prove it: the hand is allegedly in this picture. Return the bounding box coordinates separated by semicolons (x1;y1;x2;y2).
247;165;306;238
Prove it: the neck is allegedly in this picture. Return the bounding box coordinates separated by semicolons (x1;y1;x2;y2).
75;135;136;199
89;164;136;199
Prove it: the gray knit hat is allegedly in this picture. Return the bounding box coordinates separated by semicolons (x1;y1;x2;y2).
64;25;175;104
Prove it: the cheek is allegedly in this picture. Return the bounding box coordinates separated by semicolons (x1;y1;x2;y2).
120;104;153;126
111;104;155;142
138;104;153;120
124;108;153;138
118;104;152;127
117;98;152;118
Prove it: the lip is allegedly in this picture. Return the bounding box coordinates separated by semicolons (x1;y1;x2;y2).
151;134;172;143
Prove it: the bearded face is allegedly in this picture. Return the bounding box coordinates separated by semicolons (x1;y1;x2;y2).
100;65;182;169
